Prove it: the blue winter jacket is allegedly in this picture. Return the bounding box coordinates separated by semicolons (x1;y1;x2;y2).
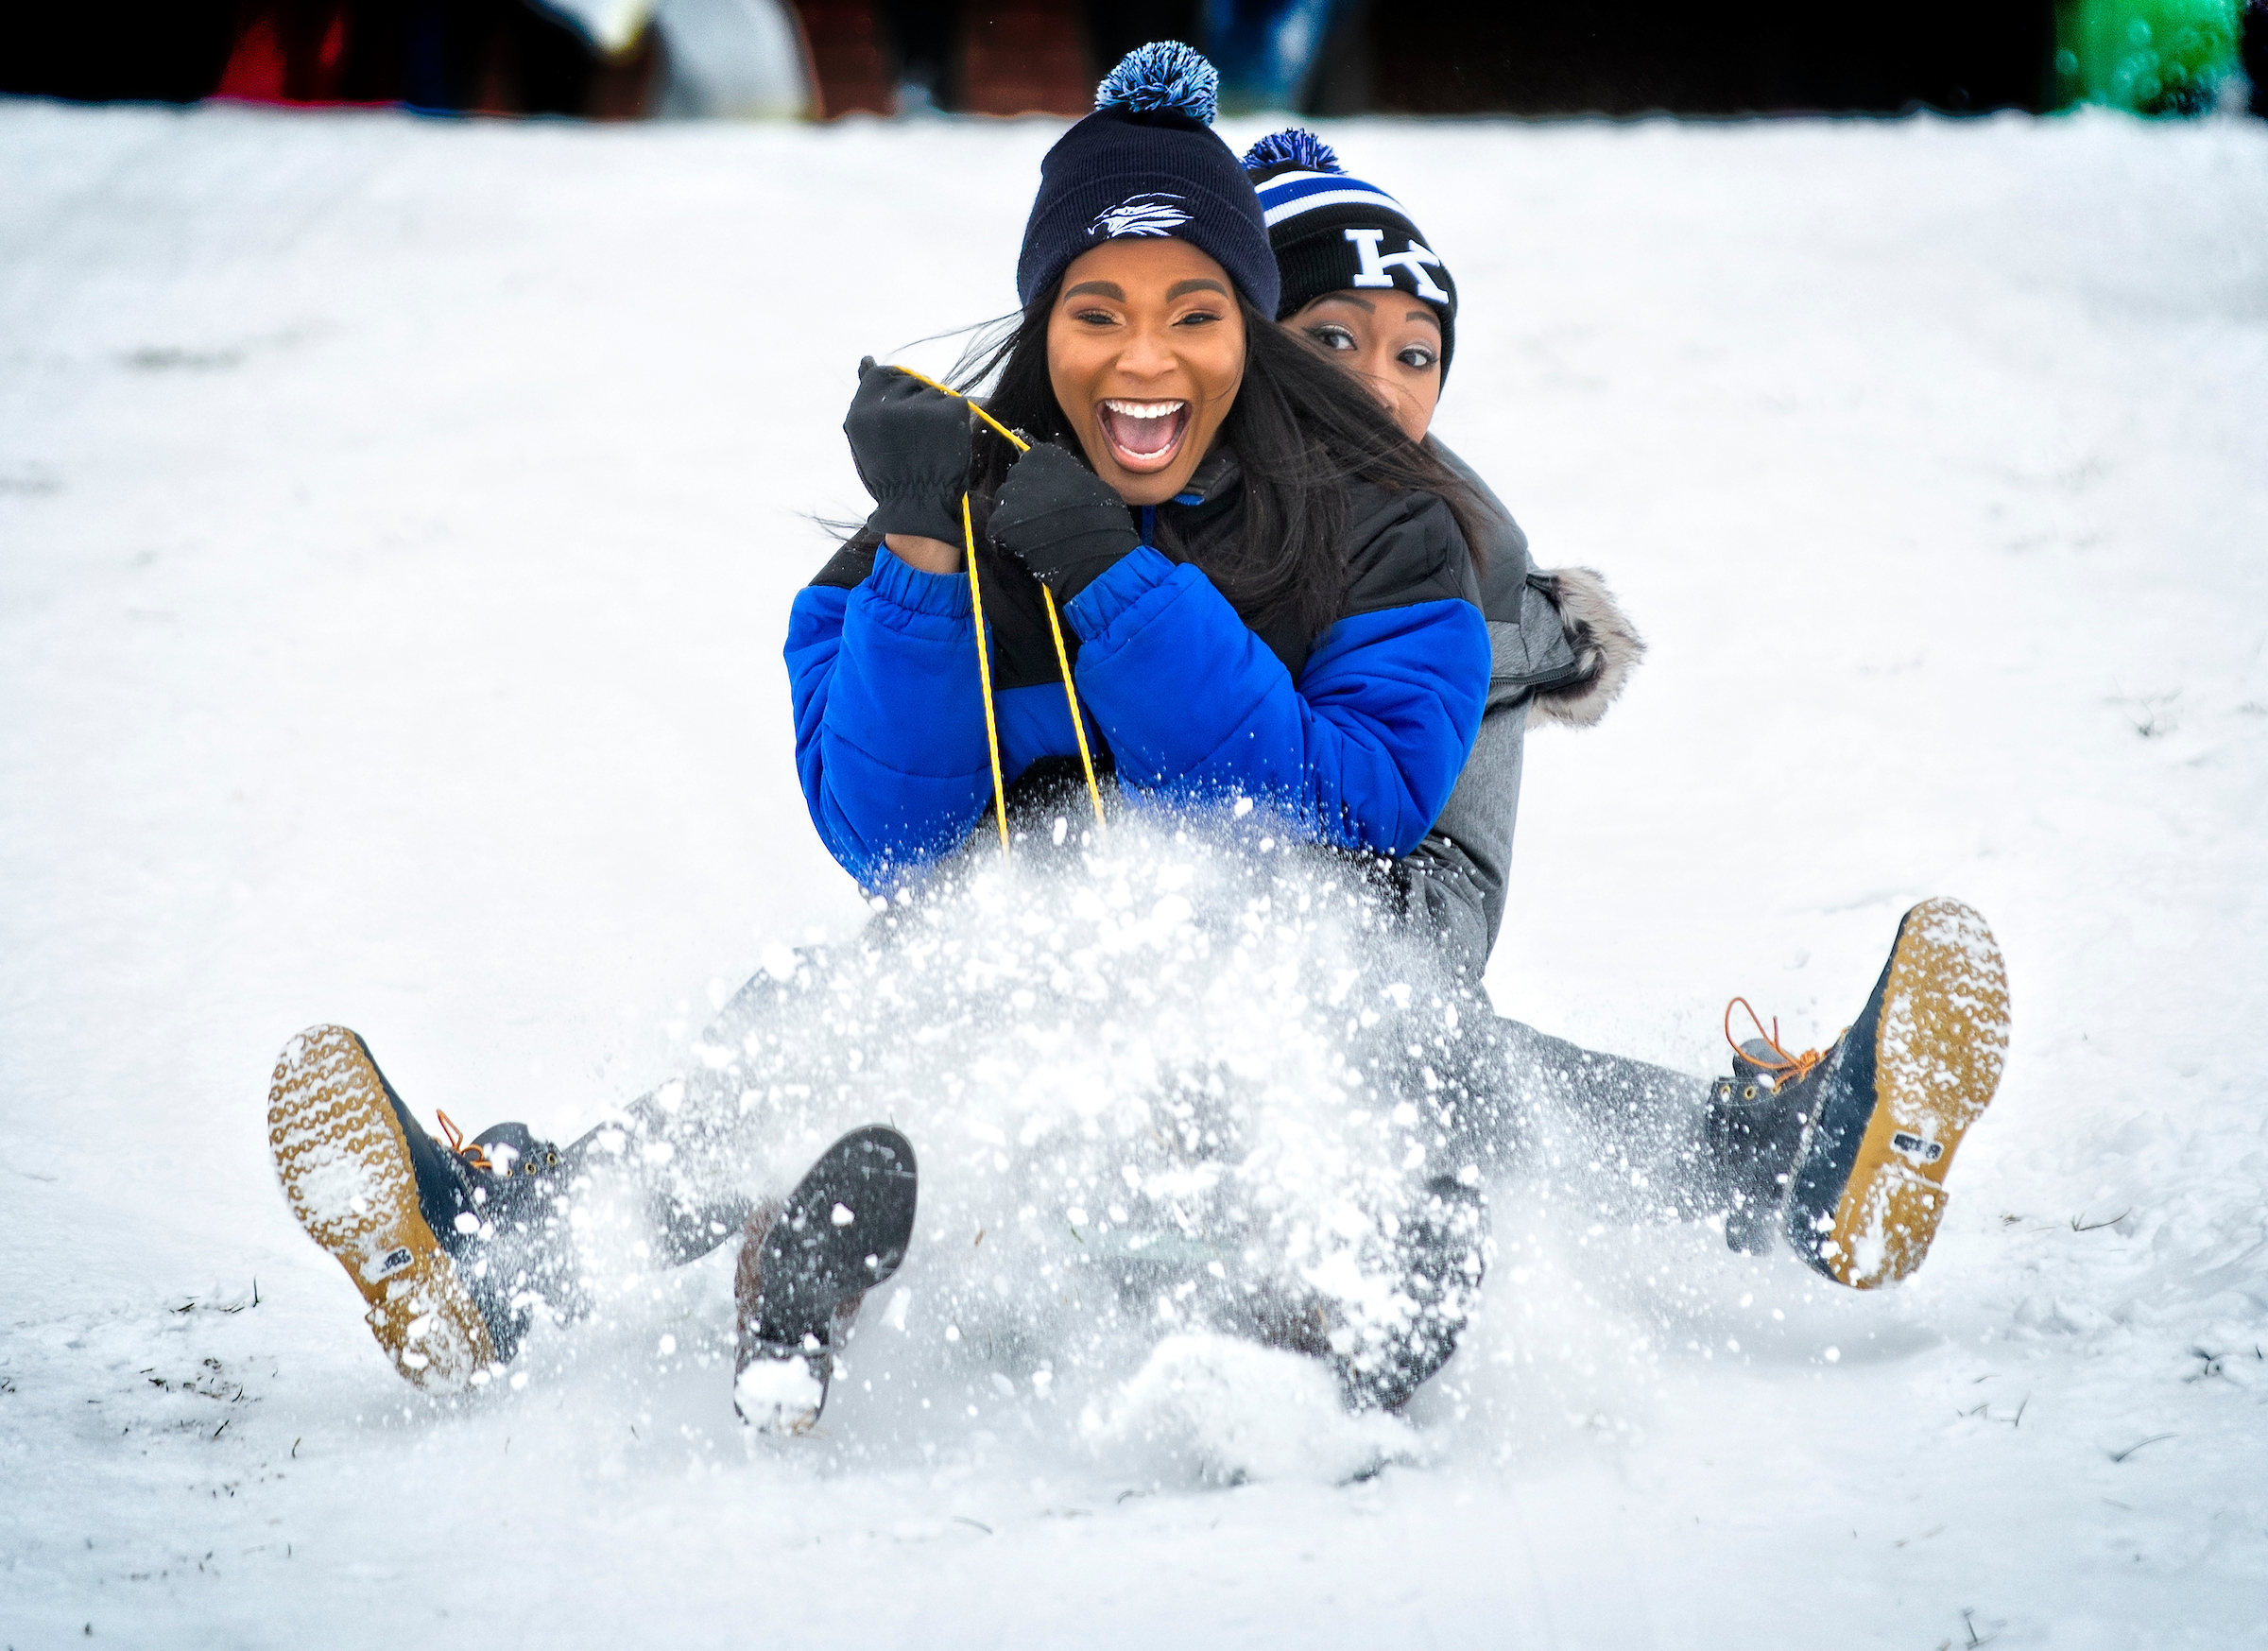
784;449;1490;888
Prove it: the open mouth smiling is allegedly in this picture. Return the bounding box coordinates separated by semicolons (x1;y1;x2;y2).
1095;399;1191;473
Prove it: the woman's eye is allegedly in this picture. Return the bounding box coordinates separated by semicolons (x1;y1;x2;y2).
1304;325;1357;352
1176;308;1223;327
1073;308;1118;326
1398;345;1438;370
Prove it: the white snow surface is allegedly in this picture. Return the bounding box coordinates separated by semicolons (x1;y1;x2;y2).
4;99;2266;1647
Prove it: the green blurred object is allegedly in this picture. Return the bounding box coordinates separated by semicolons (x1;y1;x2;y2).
2054;0;2244;112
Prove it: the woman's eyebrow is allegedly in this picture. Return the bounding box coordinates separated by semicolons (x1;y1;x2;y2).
1064;281;1126;300
1311;292;1375;314
1405;309;1441;328
1166;278;1230;300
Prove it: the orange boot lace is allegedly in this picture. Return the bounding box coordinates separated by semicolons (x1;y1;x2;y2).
1722;997;1829;1092
434;1109;493;1173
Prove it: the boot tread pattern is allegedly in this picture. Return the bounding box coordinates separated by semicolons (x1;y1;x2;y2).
1819;899;2010;1289
267;1024;496;1389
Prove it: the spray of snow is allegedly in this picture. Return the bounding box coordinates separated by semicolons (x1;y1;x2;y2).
554;811;1488;1476
1079;1333;1415;1486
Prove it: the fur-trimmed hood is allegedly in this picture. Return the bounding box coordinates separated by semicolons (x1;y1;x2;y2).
1523;567;1645;730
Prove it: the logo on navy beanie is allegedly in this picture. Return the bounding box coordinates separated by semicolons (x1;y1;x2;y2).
1089;193;1193;241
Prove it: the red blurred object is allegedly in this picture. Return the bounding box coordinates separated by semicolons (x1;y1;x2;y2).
213;4;379;105
959;0;1090;115
198;0;659;114
793;0;895;115
785;1;1096;120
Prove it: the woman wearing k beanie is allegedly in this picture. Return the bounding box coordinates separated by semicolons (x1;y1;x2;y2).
1244;128;1458;440
1236;128;1712;1255
1242;128;1647;976
1235;128;2009;1318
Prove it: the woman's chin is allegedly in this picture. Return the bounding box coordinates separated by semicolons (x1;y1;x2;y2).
1107;457;1195;507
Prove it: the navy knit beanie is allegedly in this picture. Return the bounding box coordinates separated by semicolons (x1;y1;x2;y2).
1240;129;1457;378
1016;43;1279;317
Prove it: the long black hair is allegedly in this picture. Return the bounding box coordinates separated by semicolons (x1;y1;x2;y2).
943;285;1490;645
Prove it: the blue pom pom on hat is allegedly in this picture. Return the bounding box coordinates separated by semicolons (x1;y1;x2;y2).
1239;127;1340;175
1015;43;1279;316
1094;40;1219;122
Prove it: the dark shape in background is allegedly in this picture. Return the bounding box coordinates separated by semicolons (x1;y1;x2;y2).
213;0;660;115
1363;1;2061;116
4;0;240;105
796;0;894;116
1;0;657;115
1;0;2257;117
2253;0;2268;113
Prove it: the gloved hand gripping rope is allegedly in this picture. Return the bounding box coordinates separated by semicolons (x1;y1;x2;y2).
846;360;1108;853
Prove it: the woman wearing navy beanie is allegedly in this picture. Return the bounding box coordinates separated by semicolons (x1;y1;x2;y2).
793;43;1497;1415
258;43;1504;1434
799;44;1493;885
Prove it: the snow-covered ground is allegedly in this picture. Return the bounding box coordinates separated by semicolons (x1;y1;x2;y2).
3;98;2265;1648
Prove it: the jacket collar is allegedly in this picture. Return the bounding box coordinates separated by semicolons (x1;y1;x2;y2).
1173;441;1241;507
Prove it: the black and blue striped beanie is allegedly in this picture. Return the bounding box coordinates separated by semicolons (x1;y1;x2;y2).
1016;43;1280;317
1241;129;1457;376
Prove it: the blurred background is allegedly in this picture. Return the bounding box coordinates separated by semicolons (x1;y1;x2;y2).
3;0;2262;121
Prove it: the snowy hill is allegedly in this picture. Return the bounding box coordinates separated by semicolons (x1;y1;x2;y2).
2;98;2264;1648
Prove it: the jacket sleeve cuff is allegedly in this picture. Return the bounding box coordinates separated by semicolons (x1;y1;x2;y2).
866;542;973;619
1063;544;1176;639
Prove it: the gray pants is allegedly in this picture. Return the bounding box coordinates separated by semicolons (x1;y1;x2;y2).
588;903;1722;1258
577;891;1505;1409
1468;1014;1719;1222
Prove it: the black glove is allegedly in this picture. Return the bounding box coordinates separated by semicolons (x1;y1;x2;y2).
987;443;1141;603
842;357;972;544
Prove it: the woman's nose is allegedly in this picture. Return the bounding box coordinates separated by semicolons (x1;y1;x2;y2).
1114;324;1176;380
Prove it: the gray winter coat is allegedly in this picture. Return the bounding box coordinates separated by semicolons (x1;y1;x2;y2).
1399;440;1646;978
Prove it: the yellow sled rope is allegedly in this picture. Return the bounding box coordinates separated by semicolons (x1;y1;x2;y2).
887;367;1108;852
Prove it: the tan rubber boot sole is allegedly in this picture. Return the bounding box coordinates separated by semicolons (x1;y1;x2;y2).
1804;899;2011;1289
267;1024;497;1389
